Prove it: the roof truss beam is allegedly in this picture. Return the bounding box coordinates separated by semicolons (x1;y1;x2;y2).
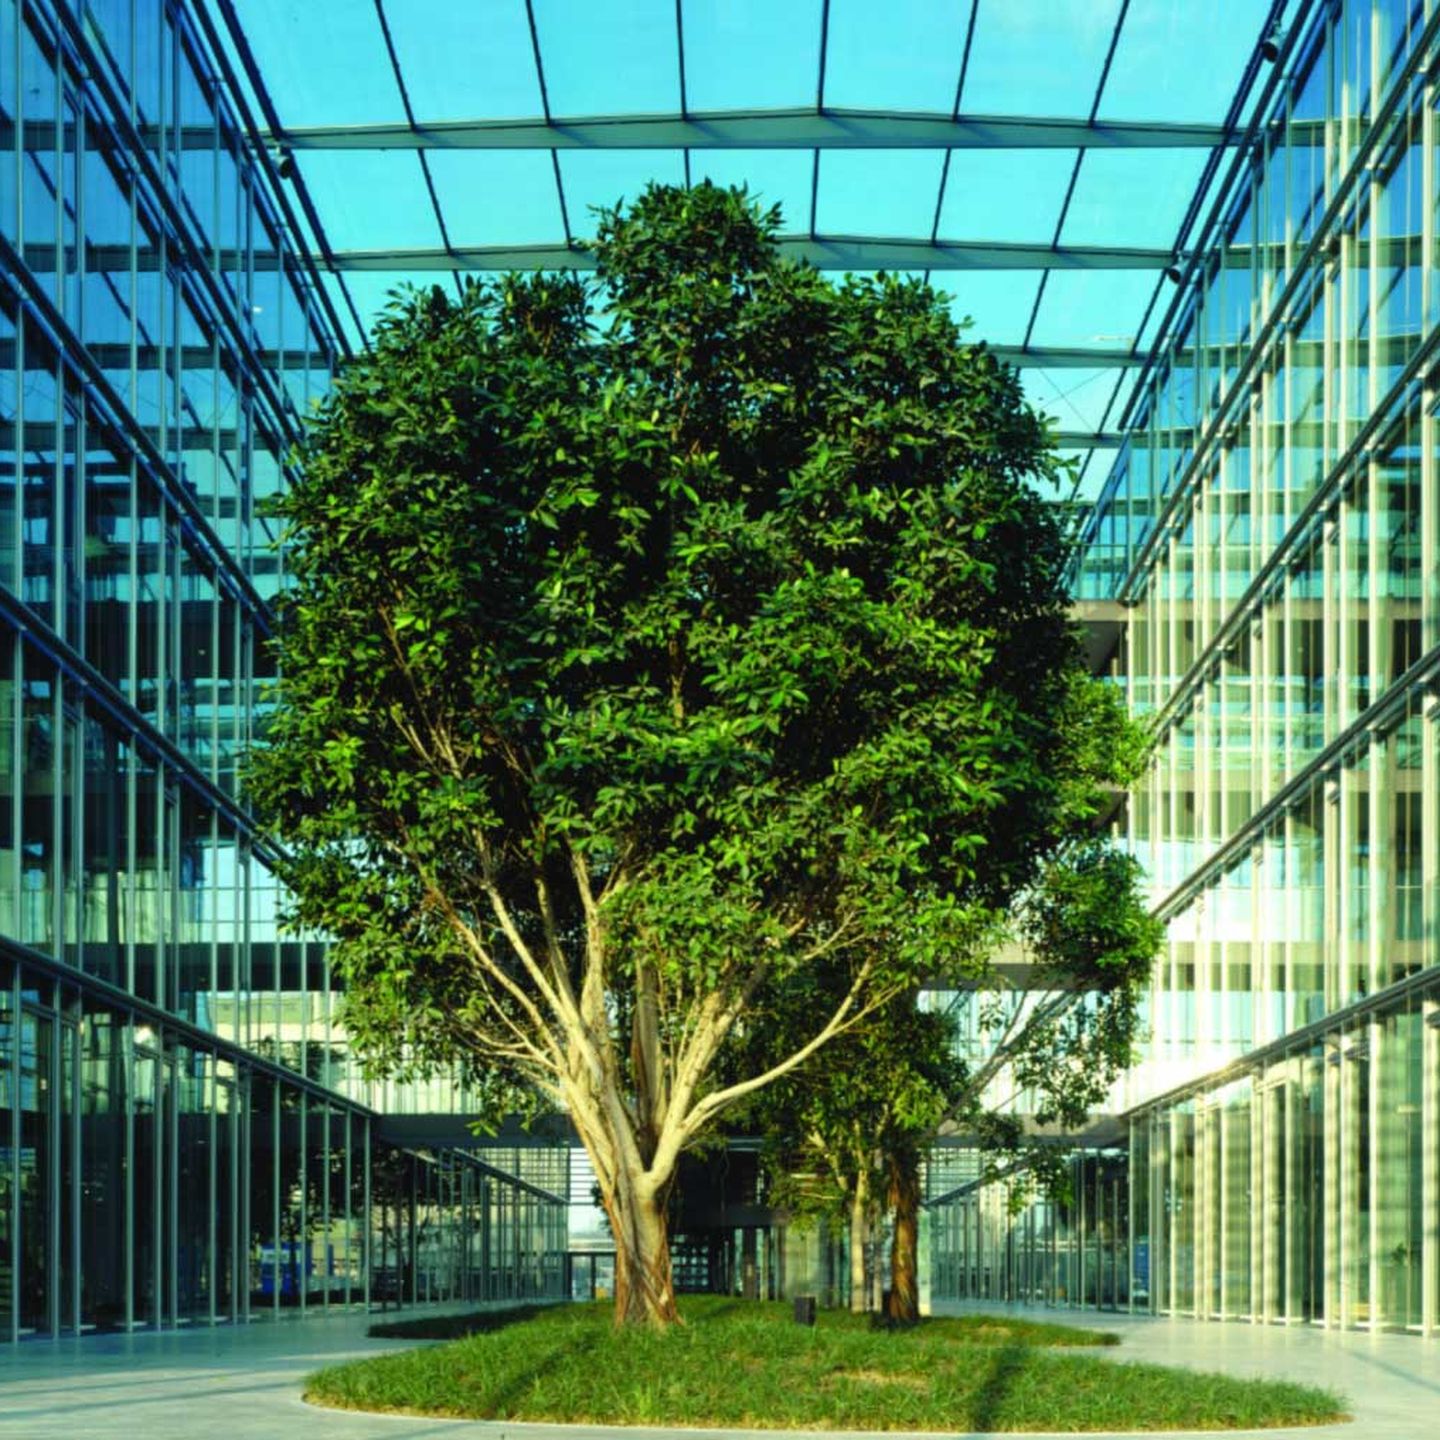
256;108;1235;152
992;345;1142;369
326;237;1173;272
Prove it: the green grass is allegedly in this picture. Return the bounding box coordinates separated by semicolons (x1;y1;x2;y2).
305;1296;1348;1432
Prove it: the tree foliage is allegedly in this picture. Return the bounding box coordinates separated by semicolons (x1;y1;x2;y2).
248;181;1146;1327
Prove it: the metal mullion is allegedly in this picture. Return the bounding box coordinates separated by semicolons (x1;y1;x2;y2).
675;0;690;188
121;1013;133;1331
330;237;1174;272
150;1042;162;1327
1422;981;1438;1337
340;1107;350;1308
67;1007;79;1334
5;0;18;259
1365;1014;1380;1331
268;1075;278;1321
297;1082;307;1318
321;1096;330;1313
523;0;573;261
238;1072;249;1324
362;1114;371;1310
371;0;461;299
1325;1019;1341;1328
1249;1080;1264;1321
928;0;981;253
230;1068;241;1323
207;902;218;1326
167;1054;177;1328
38;995;57;1338
4;743;19;1336
807;0;831;238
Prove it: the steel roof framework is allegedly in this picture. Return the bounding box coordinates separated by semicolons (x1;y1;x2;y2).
207;0;1289;504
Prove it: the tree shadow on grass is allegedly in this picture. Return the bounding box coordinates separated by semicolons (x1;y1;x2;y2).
689;1300;755;1323
369;1302;557;1341
969;1344;1030;1433
485;1335;599;1417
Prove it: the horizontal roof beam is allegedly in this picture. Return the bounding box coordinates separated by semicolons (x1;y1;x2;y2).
328;237;1173;272
992;345;1143;369
261;108;1234;152
1054;432;1126;449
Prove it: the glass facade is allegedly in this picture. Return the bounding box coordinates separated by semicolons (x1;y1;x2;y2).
935;0;1440;1339
0;0;565;1339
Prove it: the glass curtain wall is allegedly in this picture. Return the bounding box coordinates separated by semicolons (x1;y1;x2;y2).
0;0;569;1339
0;951;567;1338
972;0;1440;1340
929;973;1437;1334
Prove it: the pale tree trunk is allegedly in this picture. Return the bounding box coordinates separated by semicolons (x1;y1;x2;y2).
885;1149;921;1326
849;1170;870;1313
599;1166;680;1328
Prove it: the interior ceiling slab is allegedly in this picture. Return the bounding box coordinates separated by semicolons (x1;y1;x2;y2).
219;0;1285;508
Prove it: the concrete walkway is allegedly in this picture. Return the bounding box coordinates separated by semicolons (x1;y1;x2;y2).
0;1299;1434;1439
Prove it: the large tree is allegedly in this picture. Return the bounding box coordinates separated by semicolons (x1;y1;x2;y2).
249;182;1134;1328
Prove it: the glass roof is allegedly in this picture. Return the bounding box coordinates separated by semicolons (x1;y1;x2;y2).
215;0;1288;507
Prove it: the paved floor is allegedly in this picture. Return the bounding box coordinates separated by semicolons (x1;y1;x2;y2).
0;1299;1435;1439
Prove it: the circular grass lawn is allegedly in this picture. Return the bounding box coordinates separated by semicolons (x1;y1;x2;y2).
304;1297;1348;1433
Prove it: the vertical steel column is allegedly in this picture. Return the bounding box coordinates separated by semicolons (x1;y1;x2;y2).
6;965;18;1342
1324;1037;1341;1327
1422;989;1437;1337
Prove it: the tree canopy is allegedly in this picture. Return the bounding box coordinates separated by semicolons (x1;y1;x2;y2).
248;181;1154;1327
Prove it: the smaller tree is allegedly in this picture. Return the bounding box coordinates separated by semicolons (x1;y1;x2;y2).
751;844;1162;1323
886;842;1164;1324
749;988;963;1313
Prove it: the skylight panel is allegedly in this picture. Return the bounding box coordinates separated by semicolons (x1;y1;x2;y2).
822;0;966;112
427;152;568;246
238;0;406;128
960;0;1123;118
1019;366;1127;435
335;271;446;343
1029;269;1160;349
815;150;946;236
557;151;688;238
1098;0;1273;124
683;0;825;111
1060;149;1209;250
298;152;444;252
386;0;543;122
928;273;1042;346
936;149;1075;245
534;0;680;116
690;152;815;235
